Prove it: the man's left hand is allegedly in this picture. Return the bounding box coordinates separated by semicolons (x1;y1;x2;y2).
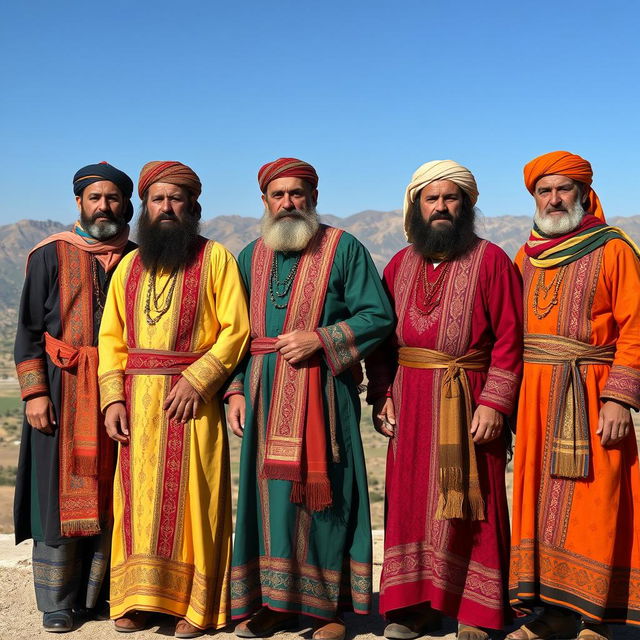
470;405;504;444
164;377;202;424
597;400;632;447
275;330;321;364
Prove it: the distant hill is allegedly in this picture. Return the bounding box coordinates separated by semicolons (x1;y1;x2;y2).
1;213;640;357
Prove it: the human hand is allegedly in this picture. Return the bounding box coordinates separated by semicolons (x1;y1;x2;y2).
164;377;201;424
274;330;321;364
25;396;56;434
597;400;632;447
226;394;246;438
104;402;129;444
470;405;504;444
373;397;396;438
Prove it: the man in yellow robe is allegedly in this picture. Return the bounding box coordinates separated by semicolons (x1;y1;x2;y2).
98;161;250;638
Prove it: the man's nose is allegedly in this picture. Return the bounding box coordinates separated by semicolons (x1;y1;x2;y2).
282;193;294;210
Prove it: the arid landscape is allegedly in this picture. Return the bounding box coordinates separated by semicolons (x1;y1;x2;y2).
1;214;639;638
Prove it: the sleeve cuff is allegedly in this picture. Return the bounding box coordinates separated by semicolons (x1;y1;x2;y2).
601;364;640;410
99;370;125;411
316;322;361;376
16;358;48;400
478;366;520;416
182;352;229;404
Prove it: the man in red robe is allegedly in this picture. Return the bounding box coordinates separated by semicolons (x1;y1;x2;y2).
367;160;523;640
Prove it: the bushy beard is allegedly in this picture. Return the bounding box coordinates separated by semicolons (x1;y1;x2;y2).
80;207;126;241
408;200;477;260
261;207;320;252
534;200;585;237
136;204;200;270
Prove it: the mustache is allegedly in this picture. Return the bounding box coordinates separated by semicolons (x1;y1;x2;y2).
429;212;454;222
90;210;118;223
274;210;305;221
156;212;178;222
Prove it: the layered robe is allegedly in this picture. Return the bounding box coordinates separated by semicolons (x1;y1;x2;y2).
510;238;640;626
98;237;249;629
230;227;394;620
14;237;134;608
367;240;523;630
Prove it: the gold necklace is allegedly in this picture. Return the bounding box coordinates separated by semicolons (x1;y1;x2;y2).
532;265;568;320
144;265;179;325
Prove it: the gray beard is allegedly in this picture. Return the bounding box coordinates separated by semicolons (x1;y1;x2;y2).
534;200;586;236
84;220;121;240
261;207;320;252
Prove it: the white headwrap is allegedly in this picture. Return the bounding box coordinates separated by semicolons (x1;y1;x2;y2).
403;160;479;240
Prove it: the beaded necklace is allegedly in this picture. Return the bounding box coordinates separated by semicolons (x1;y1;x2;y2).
144;264;179;325
90;256;106;312
269;253;301;309
414;260;451;316
532;265;568;320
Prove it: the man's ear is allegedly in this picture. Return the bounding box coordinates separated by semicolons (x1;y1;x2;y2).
75;194;82;213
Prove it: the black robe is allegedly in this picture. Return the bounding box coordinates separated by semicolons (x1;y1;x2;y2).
14;239;135;545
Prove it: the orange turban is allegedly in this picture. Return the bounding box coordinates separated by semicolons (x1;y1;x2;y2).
138;161;202;200
523;151;604;221
258;157;318;193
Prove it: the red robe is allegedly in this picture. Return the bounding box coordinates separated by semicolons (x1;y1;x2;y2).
367;240;523;629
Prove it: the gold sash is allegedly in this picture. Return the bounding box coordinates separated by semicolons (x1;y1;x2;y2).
524;334;615;478
398;346;490;521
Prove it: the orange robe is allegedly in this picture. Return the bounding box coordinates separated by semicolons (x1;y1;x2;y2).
510;239;640;626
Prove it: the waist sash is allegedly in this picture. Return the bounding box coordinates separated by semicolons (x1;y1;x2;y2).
45;332;100;477
398;346;490;521
524;334;615;478
125;348;202;375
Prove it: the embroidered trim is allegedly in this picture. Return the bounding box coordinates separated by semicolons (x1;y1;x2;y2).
231;556;371;616
110;553;229;626
224;378;244;399
602;364;640;409
316;321;361;376
382;540;503;611
510;539;640;623
479;366;520;415
99;369;125;411
16;358;48;399
183;352;228;403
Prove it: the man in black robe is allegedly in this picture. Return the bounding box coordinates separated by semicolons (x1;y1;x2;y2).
14;162;136;632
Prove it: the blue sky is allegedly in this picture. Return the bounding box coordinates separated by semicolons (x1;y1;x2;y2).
1;0;638;225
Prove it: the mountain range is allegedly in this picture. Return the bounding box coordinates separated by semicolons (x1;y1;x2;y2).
1;212;639;353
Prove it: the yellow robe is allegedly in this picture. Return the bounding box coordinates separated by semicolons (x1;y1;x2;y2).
98;239;249;629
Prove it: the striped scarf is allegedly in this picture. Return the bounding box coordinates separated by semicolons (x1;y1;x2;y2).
524;214;640;268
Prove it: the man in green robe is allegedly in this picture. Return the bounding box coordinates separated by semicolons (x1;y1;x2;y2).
227;157;394;640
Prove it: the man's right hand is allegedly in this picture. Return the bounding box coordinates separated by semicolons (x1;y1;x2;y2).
104;402;130;444
373;397;396;438
25;396;56;434
227;394;245;438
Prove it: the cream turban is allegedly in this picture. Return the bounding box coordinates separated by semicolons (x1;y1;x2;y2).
403;160;479;240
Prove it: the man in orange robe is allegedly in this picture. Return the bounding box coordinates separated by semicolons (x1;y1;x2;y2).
509;151;640;640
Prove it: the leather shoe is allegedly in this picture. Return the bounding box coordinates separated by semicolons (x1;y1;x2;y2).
115;610;151;632
175;618;205;638
235;607;299;637
312;619;346;640
43;609;73;633
384;606;442;639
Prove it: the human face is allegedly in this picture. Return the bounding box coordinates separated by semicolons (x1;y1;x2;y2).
533;175;585;220
418;180;463;227
76;180;127;239
145;182;194;225
262;177;318;218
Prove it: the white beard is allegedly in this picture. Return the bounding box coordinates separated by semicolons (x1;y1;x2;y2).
261;207;320;252
534;200;586;236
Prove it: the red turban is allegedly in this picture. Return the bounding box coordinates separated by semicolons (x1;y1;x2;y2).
523;151;604;221
138;161;202;199
258;157;319;193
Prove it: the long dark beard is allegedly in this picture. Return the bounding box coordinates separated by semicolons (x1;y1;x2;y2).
408;198;477;260
136;204;200;270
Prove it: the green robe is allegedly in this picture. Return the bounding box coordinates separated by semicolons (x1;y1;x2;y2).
230;230;394;620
